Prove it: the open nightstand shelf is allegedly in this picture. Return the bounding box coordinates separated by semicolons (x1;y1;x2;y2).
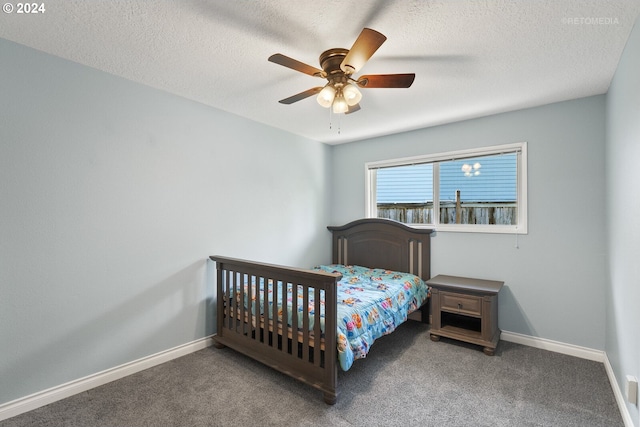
427;275;504;356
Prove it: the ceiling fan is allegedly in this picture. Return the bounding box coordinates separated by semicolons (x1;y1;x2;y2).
268;28;415;114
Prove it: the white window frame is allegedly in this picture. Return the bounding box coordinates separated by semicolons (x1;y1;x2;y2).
365;142;528;234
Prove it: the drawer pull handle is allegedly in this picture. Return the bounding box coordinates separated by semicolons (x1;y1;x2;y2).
457;303;463;309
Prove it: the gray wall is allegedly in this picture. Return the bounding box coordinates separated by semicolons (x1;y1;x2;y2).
605;15;640;425
330;96;607;350
0;39;332;405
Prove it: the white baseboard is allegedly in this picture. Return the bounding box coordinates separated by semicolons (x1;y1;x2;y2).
0;336;214;422
604;353;635;427
500;330;605;362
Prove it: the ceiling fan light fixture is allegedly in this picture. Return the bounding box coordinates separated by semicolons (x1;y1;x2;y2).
317;85;336;108
342;83;362;106
332;92;349;114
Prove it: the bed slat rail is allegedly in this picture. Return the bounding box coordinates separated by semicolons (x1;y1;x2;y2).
210;256;342;404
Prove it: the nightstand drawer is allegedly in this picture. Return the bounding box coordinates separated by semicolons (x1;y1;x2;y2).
441;292;482;316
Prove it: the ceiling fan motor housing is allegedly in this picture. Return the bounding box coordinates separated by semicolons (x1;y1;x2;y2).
320;48;350;75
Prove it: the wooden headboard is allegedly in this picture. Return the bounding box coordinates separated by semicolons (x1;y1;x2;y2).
327;218;434;281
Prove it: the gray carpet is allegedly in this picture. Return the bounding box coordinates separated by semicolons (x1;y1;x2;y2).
1;322;623;427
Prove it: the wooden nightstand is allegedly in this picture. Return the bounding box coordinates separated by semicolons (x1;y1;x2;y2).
427;275;504;356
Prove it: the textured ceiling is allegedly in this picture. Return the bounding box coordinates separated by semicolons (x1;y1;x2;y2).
1;0;639;144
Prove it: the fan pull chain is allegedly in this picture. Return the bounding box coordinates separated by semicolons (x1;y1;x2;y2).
327;108;342;134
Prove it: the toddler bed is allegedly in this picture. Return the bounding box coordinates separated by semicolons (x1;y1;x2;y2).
210;218;433;404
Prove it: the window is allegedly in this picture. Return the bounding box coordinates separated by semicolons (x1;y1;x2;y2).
366;142;527;234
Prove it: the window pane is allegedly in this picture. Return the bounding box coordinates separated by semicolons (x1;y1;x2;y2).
439;153;517;225
376;163;433;224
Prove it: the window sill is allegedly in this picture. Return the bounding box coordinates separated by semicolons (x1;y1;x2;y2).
394;222;528;235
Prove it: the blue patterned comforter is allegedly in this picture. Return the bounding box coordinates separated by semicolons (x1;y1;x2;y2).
315;265;429;371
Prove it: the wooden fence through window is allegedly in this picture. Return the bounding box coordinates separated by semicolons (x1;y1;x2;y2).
377;202;517;225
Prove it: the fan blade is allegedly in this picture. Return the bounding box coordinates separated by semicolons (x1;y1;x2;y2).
340;28;387;74
346;103;361;114
268;54;325;77
278;87;323;104
356;74;415;88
